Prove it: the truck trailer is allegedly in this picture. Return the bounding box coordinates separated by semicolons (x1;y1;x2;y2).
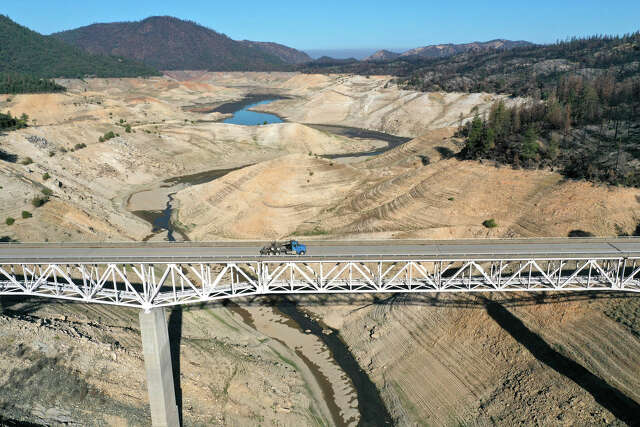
260;240;307;255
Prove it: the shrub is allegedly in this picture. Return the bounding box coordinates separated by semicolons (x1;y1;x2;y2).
48;151;55;157
482;219;498;228
41;187;53;196
32;196;48;207
74;143;87;150
21;211;32;219
568;229;594;237
42;172;50;180
5;217;15;225
59;147;67;153
125;124;132;133
21;157;33;165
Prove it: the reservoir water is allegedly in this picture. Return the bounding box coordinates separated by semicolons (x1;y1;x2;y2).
222;99;283;125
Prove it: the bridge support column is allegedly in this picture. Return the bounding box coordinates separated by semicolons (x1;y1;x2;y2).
139;308;180;427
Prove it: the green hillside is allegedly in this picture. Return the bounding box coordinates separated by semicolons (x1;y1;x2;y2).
0;15;159;78
0;73;66;94
52;16;290;71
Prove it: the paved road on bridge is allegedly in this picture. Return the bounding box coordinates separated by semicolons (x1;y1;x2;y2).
1;238;640;262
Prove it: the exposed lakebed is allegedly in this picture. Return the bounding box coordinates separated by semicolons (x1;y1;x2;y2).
124;95;401;424
128;166;244;241
129;96;411;241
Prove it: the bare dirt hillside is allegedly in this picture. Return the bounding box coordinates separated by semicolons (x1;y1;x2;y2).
175;128;640;240
1;73;639;426
0;76;381;242
166;71;514;138
0;298;330;425
301;292;640;426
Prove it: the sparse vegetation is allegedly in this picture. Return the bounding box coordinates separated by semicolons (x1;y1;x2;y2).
99;131;116;142
20;156;32;165
41;187;53;196
42;172;50;180
568;229;594;237
31;196;48;207
0;111;28;131
482;219;498;228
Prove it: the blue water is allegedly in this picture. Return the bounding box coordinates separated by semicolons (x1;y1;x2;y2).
223;100;283;125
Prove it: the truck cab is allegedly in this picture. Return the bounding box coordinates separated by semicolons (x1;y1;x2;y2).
288;240;306;255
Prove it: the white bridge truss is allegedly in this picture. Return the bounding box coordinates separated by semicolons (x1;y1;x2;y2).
1;257;639;310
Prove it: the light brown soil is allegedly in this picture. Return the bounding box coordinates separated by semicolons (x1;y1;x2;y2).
1;72;639;426
175;128;640;240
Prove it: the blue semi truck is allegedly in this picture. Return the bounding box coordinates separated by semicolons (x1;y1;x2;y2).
260;240;307;255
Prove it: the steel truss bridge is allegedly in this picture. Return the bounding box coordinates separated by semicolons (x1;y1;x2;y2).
1;238;640;310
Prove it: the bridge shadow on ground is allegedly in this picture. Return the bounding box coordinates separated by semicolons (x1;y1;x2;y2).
0;296;46;316
220;290;636;309
225;291;640;426
481;297;640;426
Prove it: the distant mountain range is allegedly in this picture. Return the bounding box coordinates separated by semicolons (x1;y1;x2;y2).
1;13;538;78
53;16;310;70
0;15;159;78
364;39;532;62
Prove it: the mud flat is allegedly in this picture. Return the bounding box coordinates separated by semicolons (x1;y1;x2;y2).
127;166;245;241
229;298;393;427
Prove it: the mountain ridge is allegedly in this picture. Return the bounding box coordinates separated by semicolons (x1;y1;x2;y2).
0;15;159;78
53;16;309;70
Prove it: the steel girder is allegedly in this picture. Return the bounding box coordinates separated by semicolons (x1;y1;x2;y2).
0;257;639;310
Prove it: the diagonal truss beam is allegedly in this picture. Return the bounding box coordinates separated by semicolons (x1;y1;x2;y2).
0;257;638;310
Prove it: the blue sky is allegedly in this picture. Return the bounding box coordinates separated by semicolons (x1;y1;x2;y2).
3;0;639;56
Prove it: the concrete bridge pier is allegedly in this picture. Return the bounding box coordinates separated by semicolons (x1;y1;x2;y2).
139;308;180;427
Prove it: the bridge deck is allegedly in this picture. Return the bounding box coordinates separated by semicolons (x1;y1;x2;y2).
1;238;640;262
